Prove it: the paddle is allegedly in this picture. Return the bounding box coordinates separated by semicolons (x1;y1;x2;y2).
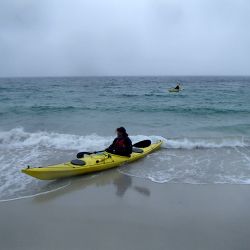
76;139;151;158
132;139;151;148
76;150;104;158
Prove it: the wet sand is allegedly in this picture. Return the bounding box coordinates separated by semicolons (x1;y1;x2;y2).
1;169;250;250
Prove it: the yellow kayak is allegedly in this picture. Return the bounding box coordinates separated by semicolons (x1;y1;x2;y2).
22;140;163;180
168;88;181;92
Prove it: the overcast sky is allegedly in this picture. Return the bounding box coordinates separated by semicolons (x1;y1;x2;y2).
0;0;249;77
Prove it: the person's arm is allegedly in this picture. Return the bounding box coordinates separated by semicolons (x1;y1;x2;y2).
105;138;117;152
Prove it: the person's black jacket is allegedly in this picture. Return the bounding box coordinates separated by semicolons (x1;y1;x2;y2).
106;136;132;156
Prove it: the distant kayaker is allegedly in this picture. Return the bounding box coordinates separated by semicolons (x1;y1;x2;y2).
175;83;180;90
106;127;132;156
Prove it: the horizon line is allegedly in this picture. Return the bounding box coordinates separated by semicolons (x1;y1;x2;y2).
0;74;250;78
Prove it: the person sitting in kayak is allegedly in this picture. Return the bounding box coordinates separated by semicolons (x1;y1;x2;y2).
175;83;180;90
106;127;132;157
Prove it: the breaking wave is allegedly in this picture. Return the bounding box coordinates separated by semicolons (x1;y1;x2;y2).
0;128;249;151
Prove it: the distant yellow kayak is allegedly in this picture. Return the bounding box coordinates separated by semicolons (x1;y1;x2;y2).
168;88;182;92
22;140;163;180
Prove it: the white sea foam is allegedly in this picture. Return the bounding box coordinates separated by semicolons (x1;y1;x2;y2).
0;127;113;151
119;145;250;185
164;137;248;149
0;181;71;203
0;128;249;151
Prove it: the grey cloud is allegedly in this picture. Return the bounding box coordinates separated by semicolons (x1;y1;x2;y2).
0;0;249;76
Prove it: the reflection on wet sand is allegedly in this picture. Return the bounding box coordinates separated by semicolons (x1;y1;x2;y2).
34;168;150;202
113;174;132;197
133;186;150;197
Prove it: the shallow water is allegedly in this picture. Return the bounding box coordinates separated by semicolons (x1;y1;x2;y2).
0;76;250;200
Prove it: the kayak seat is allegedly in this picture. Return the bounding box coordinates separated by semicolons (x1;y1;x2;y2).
71;159;86;166
132;147;143;153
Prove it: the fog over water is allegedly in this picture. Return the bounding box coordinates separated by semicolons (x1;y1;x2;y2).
0;0;250;77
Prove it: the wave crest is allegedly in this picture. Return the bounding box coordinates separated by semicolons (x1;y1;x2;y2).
0;128;249;151
165;137;249;149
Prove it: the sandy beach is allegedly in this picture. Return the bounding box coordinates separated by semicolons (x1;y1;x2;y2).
1;169;250;250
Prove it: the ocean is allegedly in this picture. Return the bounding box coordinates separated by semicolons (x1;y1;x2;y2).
0;76;250;201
